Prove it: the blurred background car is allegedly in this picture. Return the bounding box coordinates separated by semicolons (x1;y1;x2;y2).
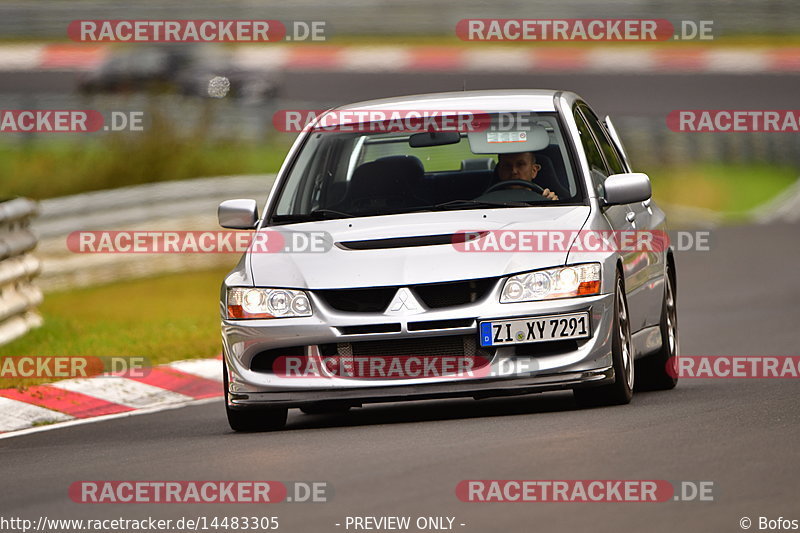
77;44;280;102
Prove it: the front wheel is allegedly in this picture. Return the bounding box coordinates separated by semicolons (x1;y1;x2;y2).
224;359;287;432
574;272;634;407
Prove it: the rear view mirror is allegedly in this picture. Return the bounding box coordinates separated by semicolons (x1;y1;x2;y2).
603;173;651;206
408;130;461;147
218;199;258;229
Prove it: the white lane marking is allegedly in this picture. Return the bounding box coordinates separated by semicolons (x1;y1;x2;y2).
168;358;223;382
232;46;290;69
50;377;192;408
341;47;411;71
464;49;530;71
587;49;656;71
0;44;44;70
0;397;72;432
705;50;768;73
0;397;220;440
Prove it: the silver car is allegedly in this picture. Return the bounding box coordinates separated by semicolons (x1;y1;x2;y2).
218;90;678;431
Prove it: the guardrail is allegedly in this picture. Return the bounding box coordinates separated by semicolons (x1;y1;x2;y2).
0;198;43;346
34;175;275;291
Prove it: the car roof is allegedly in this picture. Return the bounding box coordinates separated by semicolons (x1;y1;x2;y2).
333;89;566;115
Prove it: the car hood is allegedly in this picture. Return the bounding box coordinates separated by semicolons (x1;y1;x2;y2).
249;206;591;289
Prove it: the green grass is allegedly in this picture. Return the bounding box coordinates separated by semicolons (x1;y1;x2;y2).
0;109;295;200
0;267;230;390
647;163;798;219
0;139;290;199
31;419;60;427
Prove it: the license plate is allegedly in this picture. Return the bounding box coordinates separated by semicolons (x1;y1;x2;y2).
479;312;591;347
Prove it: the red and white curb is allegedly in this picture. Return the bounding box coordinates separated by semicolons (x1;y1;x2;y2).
0;43;109;70
1;43;799;73
0;357;223;438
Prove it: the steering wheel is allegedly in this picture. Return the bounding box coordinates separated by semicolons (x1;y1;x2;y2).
484;179;545;194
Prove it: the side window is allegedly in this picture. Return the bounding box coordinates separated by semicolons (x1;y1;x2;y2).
580;105;626;175
573;107;608;196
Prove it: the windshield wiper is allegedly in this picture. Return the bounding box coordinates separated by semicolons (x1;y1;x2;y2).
270;208;355;224
271;202;531;223
428;199;535;210
309;208;355;219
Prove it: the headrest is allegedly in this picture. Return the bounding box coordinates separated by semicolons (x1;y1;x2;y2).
461;158;496;171
348;155;425;200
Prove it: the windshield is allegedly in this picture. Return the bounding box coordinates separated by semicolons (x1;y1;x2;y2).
269;111;584;223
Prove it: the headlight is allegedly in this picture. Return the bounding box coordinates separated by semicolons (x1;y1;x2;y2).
500;263;601;303
227;287;312;319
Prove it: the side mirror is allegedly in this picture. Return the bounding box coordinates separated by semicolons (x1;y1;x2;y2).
603;173;651;206
218;199;259;229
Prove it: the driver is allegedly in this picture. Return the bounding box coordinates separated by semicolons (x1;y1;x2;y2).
496;152;559;200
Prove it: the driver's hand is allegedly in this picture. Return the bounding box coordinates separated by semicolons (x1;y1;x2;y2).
541;188;559;201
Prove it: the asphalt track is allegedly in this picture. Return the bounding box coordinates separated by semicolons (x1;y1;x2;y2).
3;71;800;117
2;221;798;532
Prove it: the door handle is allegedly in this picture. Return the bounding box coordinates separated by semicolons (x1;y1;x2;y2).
626;211;636;223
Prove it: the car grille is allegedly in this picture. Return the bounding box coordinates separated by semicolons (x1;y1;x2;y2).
250;335;494;378
316;287;396;312
344;335;477;358
414;278;494;308
334;335;493;379
336;323;402;335
316;278;495;313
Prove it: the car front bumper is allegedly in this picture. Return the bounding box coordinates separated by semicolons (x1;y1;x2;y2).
222;292;616;409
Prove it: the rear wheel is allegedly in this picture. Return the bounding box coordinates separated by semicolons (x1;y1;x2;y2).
574;272;634;407
224;360;287;432
636;261;679;391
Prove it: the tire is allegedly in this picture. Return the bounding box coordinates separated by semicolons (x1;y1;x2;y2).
224;359;287;432
300;403;352;415
574;271;634;407
635;261;679;391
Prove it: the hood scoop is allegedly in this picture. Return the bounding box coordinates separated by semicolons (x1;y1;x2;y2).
336;232;487;251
